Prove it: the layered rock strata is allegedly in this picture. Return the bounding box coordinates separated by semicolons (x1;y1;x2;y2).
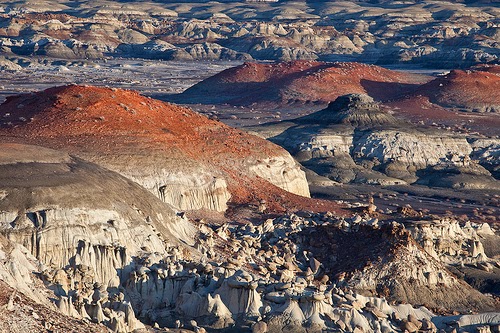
0;143;497;332
253;94;500;190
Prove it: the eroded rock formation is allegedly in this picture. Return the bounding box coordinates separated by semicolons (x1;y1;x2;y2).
0;142;498;333
251;94;500;191
0;1;499;68
0;85;311;212
41;210;497;332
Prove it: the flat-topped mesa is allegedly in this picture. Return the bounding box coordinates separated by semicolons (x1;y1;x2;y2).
0;85;314;212
325;93;380;112
297;93;398;127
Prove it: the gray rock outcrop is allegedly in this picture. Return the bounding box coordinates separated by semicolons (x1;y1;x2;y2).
252;94;500;190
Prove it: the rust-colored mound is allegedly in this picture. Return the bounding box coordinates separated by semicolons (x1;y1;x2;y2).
416;67;500;112
0;85;268;157
0;85;343;214
178;60;428;106
384;95;500;137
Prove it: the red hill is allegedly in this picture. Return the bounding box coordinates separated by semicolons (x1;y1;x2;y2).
0;85;343;214
416;67;500;112
178;60;428;106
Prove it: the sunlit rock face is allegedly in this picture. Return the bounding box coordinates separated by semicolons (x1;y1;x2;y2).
0;143;193;277
0;143;198;332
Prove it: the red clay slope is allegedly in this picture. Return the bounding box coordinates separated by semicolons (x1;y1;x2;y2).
0;85;344;214
415;66;500;112
385;65;500;135
178;60;429;106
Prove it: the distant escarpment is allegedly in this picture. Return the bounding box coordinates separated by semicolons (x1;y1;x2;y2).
1;0;499;67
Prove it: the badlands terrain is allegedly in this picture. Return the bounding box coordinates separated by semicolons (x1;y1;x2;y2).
0;77;498;332
176;60;500;223
0;1;499;333
0;0;499;67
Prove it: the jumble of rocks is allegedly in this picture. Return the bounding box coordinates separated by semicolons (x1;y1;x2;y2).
35;209;498;332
